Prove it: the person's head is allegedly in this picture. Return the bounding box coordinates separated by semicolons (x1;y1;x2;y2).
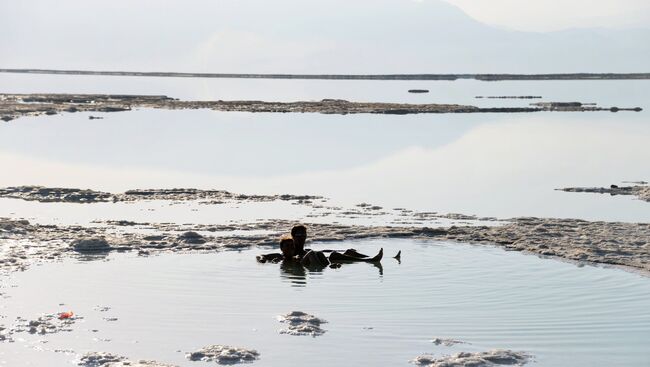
290;224;307;245
280;236;295;257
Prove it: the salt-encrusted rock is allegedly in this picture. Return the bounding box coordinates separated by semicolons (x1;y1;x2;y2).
78;352;126;366
411;349;530;367
78;352;177;367
277;311;327;337
12;313;79;335
72;238;112;252
186;345;259;364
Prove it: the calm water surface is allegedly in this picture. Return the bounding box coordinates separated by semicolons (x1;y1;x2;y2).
0;239;648;366
0;75;649;222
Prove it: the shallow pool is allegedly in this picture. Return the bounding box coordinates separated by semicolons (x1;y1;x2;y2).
1;239;648;366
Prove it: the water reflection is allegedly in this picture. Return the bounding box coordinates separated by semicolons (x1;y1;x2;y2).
0;79;648;222
279;260;307;287
278;258;385;287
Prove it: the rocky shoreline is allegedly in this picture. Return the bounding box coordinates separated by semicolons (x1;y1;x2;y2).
0;93;641;122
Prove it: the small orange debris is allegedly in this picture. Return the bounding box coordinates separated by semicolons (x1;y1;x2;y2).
58;311;74;320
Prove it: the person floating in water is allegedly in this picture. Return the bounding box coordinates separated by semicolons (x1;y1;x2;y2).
256;224;384;267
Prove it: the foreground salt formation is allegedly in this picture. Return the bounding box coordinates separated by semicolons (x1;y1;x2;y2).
277;311;327;336
10;313;80;336
411;350;530;367
186;345;260;364
78;352;177;367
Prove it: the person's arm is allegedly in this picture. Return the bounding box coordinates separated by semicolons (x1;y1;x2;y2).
256;253;284;263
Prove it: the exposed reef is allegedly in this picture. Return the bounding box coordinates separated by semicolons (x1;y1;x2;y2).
0;93;640;122
557;184;650;202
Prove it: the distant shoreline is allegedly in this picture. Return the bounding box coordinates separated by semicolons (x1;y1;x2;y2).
1;68;650;81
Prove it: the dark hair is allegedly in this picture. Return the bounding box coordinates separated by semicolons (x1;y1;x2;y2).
280;236;295;256
291;224;307;237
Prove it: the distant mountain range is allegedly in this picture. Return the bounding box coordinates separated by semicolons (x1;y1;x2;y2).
1;0;648;73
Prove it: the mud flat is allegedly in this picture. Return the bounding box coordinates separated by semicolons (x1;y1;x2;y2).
2;68;650;81
558;184;650;202
0;93;640;122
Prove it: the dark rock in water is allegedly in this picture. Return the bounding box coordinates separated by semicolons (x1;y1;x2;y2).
408;89;429;93
72;238;112;252
1;116;13;121
88;115;104;120
178;231;206;244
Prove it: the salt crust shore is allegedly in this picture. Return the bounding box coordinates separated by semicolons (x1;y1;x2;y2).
0;93;640;122
0;186;649;275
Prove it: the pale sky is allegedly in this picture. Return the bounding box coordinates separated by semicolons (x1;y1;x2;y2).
1;0;648;72
442;0;650;31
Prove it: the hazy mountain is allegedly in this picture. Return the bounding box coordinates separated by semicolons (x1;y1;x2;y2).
1;0;648;73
